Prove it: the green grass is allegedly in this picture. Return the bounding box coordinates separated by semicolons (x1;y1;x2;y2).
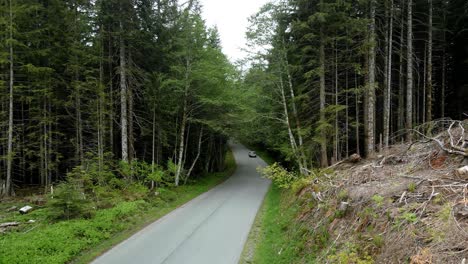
0;150;236;264
249;185;302;264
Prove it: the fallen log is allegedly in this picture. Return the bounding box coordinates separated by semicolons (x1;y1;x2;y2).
0;222;19;228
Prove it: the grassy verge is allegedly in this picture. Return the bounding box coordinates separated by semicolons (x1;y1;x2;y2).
241;185;304;264
0;149;236;264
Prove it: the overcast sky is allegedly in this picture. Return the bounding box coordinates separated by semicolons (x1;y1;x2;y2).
199;0;270;63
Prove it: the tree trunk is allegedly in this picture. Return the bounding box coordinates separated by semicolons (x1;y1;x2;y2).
185;127;203;184
75;77;83;164
43;99;49;189
6;0;14;196
98;35;105;173
441;50;446;117
151;106;156;189
128;51;134;162
120;23;128;163
406;0;413;141
398;7;405;136
279;75;303;172
366;0;376;156
426;0;433;122
319;21;328;167
283;41;308;173
441;3;447;118
334;41;339;162
108;33;114;154
175;57;191;187
383;0;394;149
128;84;134;162
345;69;349;158
355;72;360;155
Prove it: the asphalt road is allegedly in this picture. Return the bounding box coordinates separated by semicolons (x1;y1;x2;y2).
92;143;271;264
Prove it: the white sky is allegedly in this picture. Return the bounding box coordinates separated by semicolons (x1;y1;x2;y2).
199;0;270;63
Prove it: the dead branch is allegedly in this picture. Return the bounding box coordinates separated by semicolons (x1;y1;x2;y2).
410;128;468;157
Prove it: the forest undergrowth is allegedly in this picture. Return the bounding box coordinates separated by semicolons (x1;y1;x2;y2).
0;150;236;264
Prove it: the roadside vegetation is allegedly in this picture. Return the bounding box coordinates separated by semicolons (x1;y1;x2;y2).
0;150;235;264
248;124;468;263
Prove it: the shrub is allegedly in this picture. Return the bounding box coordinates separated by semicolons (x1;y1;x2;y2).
259;163;298;189
408;182;417;193
157;188;178;202
123;183;150;201
327;243;374;264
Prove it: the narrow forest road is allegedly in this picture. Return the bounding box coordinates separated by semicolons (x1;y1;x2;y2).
92;143;271;264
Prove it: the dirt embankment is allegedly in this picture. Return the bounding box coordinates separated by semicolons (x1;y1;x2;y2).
295;122;468;263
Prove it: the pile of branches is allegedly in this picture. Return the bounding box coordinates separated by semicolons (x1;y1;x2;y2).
411;119;467;157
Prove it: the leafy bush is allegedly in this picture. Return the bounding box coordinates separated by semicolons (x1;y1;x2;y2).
259;163;298;188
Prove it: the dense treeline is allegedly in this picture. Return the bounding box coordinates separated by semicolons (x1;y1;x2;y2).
0;0;242;196
241;0;468;171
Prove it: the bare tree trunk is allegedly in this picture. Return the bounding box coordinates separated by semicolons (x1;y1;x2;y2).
398;7;405;136
441;50;446;117
108;33;114;154
406;0;413;141
279;75;304;172
175;57;191;187
185;127;203;184
422;43;427;124
355;72;360;155
151;106;156;189
383;0;394;149
120;22;128;163
366;0;376;156
283;42;308;172
182;123;191;168
334;41;339;162
6;0;14;196
319;19;328;167
441;4;447;118
75;80;83;164
98;36;105;173
128;81;134;162
43;99;49;190
426;0;433;122
345;69;349;157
